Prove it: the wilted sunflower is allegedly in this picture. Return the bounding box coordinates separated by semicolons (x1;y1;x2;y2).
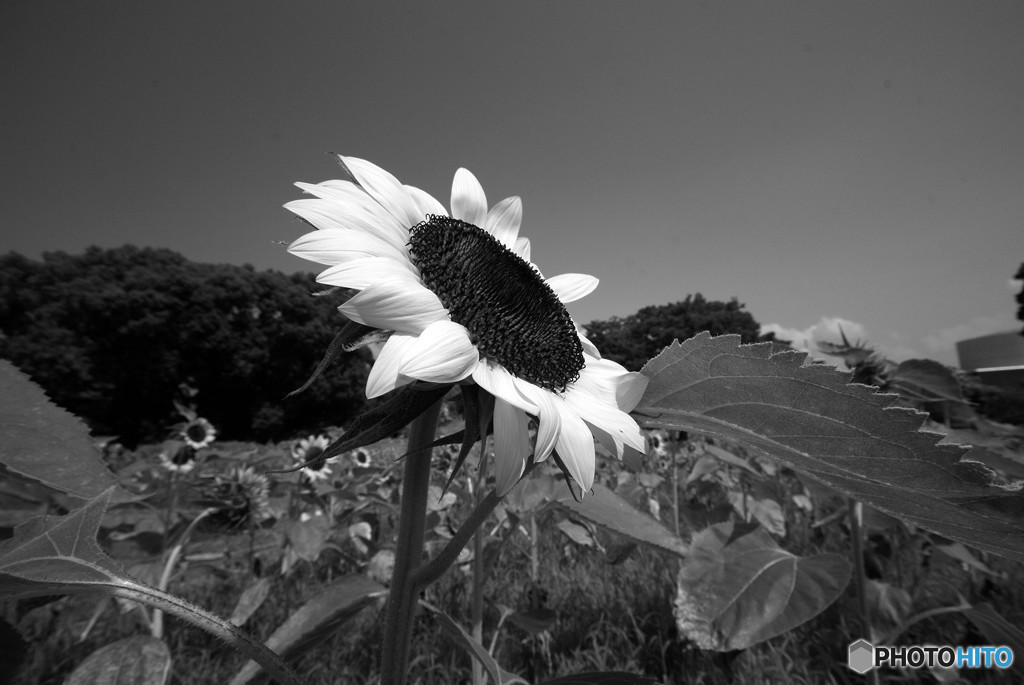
292;434;336;482
181;417;217;450
287;157;647;496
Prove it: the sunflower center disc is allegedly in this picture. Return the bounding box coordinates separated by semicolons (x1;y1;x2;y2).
409;216;584;391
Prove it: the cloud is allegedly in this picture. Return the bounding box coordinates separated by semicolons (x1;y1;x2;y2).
760;316;868;362
762;316;925;365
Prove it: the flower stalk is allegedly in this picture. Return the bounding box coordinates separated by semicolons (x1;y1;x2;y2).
379;398;444;685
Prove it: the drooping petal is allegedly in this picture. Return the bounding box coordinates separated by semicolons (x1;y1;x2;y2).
563;386;647;456
553;402;597;494
572;356;642;409
287;228;409;266
399;320;479;384
451;168;487;227
404;184;448;220
339;156;423;227
545;273;599;304
492;399;532;497
515;382;560;463
339;275;448;334
484;196;522;250
513;237;531;262
472;360;538;415
316;257;420;289
578;332;601;359
366;334;418;398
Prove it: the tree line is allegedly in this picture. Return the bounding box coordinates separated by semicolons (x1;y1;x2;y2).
0;246;775;446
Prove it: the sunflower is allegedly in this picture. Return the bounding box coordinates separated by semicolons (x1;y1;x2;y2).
351;449;373;469
287;156;647;496
181;417;217;450
292;434;336;482
211;466;273;526
158;442;198;474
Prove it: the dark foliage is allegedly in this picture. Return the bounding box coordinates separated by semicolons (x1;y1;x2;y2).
584;294;777;371
0;246;369;446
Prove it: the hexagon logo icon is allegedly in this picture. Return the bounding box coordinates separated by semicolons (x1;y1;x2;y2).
848;639;875;674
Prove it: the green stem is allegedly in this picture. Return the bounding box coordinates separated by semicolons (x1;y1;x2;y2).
412;490;501;592
105;584;302;685
379;398;443;685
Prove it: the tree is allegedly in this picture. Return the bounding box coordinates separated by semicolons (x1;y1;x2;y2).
584;294;775;371
0;246;369;445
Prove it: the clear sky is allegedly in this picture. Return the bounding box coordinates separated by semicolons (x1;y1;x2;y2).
3;1;1022;367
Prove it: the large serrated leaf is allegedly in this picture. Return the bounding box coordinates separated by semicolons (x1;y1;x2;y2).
635;334;1024;562
0;487;134;598
229;574;385;685
674;521;850;651
0;361;132;503
64;635;171;685
559;483;688;557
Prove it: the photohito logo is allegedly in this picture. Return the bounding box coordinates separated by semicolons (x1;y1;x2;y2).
848;639;1014;673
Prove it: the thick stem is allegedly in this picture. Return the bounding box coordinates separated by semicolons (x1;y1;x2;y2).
379;399;443;685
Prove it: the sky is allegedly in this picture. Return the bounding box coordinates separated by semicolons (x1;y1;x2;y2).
3;1;1022;368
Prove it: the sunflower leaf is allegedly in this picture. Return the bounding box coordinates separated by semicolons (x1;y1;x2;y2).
674;520;850;651
0;361;133;503
64;635;171;685
635;333;1024;562
0;487;133;599
229;574;385;685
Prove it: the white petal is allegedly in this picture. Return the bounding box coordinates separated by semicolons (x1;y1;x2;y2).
339;276;448;334
515;382;560;463
484;196;522;249
316;257;419;289
514;237;531;262
553;402;597;494
578;332;601;359
399;320;479;384
404;184;448;220
284;194;407;250
616;372;649;412
451;168;488;227
545;273;599;304
563;386;647;456
471;360;538;415
573;357;640;409
366;334;418;398
492;399;531;497
288;229;411;267
340;156;422;227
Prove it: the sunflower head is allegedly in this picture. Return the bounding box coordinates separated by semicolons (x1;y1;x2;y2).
292;434;335;482
158;442;198;474
207;466;273;528
287;157;649;497
181;417;217;450
351;449;372;469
